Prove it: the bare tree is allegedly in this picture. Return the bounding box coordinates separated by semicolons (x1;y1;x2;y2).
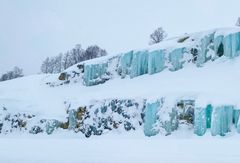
40;44;107;74
0;66;24;82
149;27;167;45
85;45;107;60
236;17;240;26
54;53;63;73
13;66;24;78
41;57;50;74
70;44;85;65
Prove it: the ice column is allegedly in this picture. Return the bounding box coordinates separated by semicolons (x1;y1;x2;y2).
211;106;233;136
130;51;149;78
119;51;133;78
83;63;108;86
148;50;165;75
194;107;207;136
144;100;161;136
169;48;185;71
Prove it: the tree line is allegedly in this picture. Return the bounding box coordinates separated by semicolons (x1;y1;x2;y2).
0;66;24;82
40;44;107;74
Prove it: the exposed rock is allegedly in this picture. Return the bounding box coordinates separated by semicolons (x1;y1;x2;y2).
177;36;190;43
0;123;3;133
58;72;67;81
59;121;69;129
77;64;84;73
76;107;86;120
29;126;43;134
46;119;60;135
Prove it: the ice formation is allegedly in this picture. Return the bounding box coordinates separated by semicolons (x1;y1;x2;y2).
143;100;162;136
1;28;240;137
193;104;240;136
1;97;240;137
148;50;165;74
169;48;186;71
56;28;240;87
83;63;108;86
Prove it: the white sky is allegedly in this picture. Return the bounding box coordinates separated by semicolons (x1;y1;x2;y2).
0;0;239;75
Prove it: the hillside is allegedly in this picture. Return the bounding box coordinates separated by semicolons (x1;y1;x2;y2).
1;27;240;137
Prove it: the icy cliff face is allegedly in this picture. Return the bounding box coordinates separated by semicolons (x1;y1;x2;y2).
0;99;145;137
54;28;240;87
1;27;240;137
1;97;240;137
194;105;240;136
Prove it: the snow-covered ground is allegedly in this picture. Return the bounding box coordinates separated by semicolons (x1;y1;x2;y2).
1;131;240;163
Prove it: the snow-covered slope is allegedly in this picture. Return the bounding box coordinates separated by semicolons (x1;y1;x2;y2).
1;27;240;137
52;27;240;87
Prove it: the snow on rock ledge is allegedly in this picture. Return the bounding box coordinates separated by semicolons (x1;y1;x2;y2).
1;27;240;137
1;98;240;137
53;27;240;87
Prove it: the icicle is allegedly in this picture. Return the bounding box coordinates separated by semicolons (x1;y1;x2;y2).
144;100;161;136
211;105;233;136
206;104;213;128
68;109;77;129
233;109;240;128
197;34;214;66
130;51;149;78
148;50;165;74
194;107;207;136
169;48;185;71
119;51;133;78
83;63;108;86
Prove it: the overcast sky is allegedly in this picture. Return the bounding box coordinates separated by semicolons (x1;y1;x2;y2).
0;0;239;75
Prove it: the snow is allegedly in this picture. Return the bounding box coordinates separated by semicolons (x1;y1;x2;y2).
1;132;240;163
1;56;240;120
1;27;240;137
1;27;240;162
57;27;240;88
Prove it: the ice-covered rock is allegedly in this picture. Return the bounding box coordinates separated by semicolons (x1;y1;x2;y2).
211;105;234;136
143;100;162;136
130;51;149;78
45;119;60;135
194;104;212;136
144;98;179;136
148;50;166;74
55;28;240;87
168;48;186;71
118;51;133;78
233;109;240;128
83;63;109;86
194;107;207;136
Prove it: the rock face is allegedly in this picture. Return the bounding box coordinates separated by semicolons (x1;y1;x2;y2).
54;28;240;87
0;107;35;134
1;98;240;137
58;73;67;81
66;99;145;137
2;28;240;137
